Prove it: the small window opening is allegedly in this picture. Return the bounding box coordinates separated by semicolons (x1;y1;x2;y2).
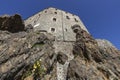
34;20;36;24
74;18;78;22
71;24;81;33
53;18;56;22
54;12;57;14
45;11;47;13
74;29;79;33
65;28;67;31
66;16;70;20
51;28;55;32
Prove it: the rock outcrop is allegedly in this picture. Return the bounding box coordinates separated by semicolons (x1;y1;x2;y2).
0;13;120;80
67;29;120;80
0;30;56;80
0;14;25;33
96;39;119;58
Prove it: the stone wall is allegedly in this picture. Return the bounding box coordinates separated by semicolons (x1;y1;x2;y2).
25;7;89;41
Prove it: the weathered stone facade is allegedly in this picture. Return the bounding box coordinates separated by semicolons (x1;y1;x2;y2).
25;7;88;41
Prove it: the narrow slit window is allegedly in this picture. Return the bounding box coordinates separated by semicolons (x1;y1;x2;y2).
74;18;78;22
65;12;68;14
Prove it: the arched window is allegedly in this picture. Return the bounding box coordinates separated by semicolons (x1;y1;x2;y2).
71;24;81;33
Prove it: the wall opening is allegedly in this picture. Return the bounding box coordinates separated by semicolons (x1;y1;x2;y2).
34;20;36;24
54;12;57;14
51;28;55;32
74;18;78;22
71;24;81;33
45;11;47;13
65;28;67;31
39;30;47;32
66;16;70;20
53;18;56;22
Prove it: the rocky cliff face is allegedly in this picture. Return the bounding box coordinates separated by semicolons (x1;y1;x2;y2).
0;14;120;80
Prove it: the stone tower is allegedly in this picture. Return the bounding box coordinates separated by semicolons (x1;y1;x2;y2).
25;7;88;41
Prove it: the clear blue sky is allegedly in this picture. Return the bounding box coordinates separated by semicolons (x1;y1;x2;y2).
0;0;120;49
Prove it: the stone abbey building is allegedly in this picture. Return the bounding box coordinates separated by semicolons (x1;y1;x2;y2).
25;7;88;41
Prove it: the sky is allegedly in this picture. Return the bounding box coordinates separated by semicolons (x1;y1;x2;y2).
0;0;120;49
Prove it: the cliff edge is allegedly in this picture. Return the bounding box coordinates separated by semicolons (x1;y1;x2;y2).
0;9;120;80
